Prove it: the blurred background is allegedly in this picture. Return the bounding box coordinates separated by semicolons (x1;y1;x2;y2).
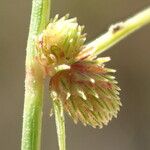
0;0;150;150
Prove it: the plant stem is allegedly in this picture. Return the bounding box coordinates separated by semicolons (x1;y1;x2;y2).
85;7;150;57
53;100;66;150
21;0;50;150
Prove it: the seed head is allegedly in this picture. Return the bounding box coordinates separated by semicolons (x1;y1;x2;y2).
36;15;122;128
36;15;86;76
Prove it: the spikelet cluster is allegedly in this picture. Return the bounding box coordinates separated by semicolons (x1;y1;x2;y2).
36;15;122;128
36;15;86;76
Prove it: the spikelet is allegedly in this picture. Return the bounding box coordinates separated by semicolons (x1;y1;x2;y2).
36;15;122;128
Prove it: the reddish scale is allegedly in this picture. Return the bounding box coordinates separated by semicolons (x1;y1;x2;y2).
71;62;106;74
71;63;87;72
50;71;63;91
74;80;95;87
99;81;112;89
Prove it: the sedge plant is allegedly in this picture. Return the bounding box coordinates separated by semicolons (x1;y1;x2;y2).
21;0;150;150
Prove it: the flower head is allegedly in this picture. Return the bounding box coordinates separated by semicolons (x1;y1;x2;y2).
36;15;122;128
36;15;86;75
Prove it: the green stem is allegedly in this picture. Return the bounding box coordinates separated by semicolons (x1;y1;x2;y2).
21;0;50;150
53;100;66;150
85;7;150;57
